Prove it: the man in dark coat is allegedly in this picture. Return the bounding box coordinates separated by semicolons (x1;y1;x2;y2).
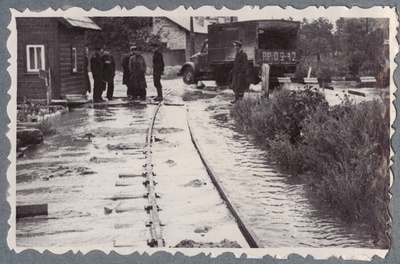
129;46;147;100
122;46;135;98
151;43;165;101
102;47;116;100
90;47;105;102
83;47;91;94
231;40;248;103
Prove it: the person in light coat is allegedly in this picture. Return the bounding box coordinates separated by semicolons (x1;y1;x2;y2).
129;46;147;100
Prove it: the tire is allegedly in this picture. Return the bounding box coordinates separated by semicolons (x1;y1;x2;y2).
215;76;227;86
227;70;233;90
183;67;196;85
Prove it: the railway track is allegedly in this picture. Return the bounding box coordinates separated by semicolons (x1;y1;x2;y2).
111;94;263;248
186;106;263;248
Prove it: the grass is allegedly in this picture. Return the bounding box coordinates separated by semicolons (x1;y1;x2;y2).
230;88;390;248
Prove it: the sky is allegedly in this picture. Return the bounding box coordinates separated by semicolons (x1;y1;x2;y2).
13;5;395;26
236;6;394;25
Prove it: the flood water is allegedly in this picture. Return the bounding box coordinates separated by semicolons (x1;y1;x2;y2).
187;91;376;248
15;81;377;249
16;103;156;248
16;96;248;249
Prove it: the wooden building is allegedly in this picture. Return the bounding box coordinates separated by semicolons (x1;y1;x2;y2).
16;17;100;102
153;17;238;62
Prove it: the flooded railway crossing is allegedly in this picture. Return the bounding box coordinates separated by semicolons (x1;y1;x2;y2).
15;81;376;250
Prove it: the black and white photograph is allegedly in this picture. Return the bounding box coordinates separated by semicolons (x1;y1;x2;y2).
7;5;396;259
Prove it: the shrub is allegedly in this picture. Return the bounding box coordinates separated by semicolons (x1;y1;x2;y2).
269;134;306;176
230;96;260;131
231;90;390;248
231;87;329;144
300;99;390;245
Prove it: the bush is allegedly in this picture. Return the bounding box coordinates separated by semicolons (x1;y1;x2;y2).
231;87;329;144
229;96;259;131
231;90;390;248
301;99;390;245
269;134;306;176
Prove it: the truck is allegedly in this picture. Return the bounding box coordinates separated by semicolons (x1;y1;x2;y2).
179;19;300;88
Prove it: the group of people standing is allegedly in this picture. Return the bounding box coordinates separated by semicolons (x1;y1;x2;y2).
87;43;164;103
121;44;165;101
85;40;245;104
89;47;116;103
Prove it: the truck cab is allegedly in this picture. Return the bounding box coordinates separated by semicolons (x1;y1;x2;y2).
180;19;300;87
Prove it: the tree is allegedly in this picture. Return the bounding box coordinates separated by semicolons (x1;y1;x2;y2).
85;17;164;51
335;18;389;78
298;18;334;62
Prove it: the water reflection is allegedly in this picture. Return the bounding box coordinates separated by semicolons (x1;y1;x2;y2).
188;97;376;248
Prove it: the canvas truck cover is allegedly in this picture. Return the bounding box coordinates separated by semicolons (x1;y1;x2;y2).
208;20;300;66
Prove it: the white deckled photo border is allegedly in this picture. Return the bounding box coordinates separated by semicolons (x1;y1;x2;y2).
6;5;398;260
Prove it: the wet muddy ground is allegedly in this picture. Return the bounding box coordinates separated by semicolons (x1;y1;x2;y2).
15;74;379;250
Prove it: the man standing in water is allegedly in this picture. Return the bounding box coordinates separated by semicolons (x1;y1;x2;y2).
151;43;165;101
129;46;147;100
90;47;105;103
102;47;116;100
122;46;135;98
230;40;248;104
83;47;91;94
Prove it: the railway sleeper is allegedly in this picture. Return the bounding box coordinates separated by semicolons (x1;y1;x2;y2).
143;192;161;199
118;172;147;178
137;171;157;177
115;206;141;213
111;193;147;200
147;238;165;247
115;181;139;187
145;220;165;227
143;180;157;187
144;205;161;212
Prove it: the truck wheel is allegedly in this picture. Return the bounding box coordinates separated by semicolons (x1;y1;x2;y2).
227;70;233;90
183;67;196;85
215;77;227;86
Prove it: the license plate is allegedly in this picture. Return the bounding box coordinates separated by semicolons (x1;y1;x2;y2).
261;51;297;62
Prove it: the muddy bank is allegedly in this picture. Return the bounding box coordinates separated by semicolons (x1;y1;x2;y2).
175;239;241;248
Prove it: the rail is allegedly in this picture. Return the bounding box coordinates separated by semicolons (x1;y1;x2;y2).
144;101;164;247
186;106;264;248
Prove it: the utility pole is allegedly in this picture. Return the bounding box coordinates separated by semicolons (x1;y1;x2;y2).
190;16;195;56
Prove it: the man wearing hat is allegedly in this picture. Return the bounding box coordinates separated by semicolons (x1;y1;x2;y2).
102;47;116;100
122;46;135;98
151;43;165;101
231;40;248;103
90;47;105;103
129;46;147;100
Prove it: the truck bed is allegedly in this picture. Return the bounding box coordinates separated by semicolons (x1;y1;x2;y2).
208;20;300;66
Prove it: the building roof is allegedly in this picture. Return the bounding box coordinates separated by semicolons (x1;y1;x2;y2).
166;17;208;34
58;17;101;30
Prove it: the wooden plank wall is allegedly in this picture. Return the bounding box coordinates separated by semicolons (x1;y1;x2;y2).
58;25;86;97
16;17;57;101
17;18;87;101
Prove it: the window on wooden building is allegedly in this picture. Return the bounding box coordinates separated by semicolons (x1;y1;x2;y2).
71;47;77;73
26;45;45;73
